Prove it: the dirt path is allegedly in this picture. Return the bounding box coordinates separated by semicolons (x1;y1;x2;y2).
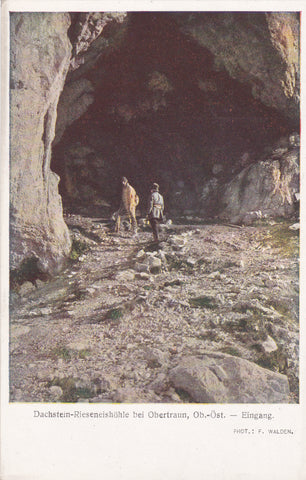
9;215;299;403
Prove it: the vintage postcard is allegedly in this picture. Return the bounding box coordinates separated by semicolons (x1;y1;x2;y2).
1;0;305;478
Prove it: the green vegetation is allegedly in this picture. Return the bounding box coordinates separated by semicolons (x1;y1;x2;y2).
70;238;89;261
166;255;195;274
220;260;239;271
51;346;91;361
197;330;221;342
223;316;268;342
267;298;292;317
232;303;262;315
52;346;72;361
255;349;288;373
256;222;299;258
49;376;94;402
103;307;124;322
189;295;217;309
175;388;193;402
220;346;242;357
78;349;91;360
70;288;87;302
164;279;184;287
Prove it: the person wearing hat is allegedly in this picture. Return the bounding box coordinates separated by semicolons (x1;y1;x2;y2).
147;183;164;242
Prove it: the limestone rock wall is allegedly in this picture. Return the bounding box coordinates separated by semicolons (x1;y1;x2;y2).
217;134;300;224
53;13;127;145
10;13;72;272
175;12;300;123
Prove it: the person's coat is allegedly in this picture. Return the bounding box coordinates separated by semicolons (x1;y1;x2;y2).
147;191;164;220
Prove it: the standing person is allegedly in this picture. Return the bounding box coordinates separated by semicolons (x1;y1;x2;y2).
115;177;139;234
147;183;164;242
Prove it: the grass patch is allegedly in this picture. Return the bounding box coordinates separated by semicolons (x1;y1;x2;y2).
101;307;124;323
143;285;154;291
66;288;87;302
223;317;268;342
267;299;292;316
70;238;89;261
220;346;242;357
255;350;288;373
163;279;184;287
51;346;91;361
174;388;193;402
189;296;217;309
49;377;95;402
257;223;299;258
52;346;72;361
232;304;262;315
78;349;91;359
166;256;195;274
219;260;239;273
197;331;221;341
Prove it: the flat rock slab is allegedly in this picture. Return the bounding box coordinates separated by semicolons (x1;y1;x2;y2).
169;352;290;403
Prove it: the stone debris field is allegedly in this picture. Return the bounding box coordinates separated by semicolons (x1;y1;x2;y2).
10;215;299;404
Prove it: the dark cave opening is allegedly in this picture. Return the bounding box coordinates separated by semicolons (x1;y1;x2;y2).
51;12;296;218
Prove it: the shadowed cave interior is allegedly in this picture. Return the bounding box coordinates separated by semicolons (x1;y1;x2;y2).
51;12;296;218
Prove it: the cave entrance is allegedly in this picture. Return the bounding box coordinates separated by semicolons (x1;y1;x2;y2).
51;12;297;221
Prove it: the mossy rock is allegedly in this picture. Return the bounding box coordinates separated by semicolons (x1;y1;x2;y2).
255;349;288;373
70;238;90;261
49;376;95;402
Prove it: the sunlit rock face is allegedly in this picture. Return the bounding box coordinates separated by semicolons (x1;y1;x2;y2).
9;12;126;272
10;13;72;272
52;11;299;218
217;134;300;224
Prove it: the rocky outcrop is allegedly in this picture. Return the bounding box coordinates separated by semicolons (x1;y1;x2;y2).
9;12;127;273
68;12;127;73
216;133;300;224
10;13;72;272
176;12;300;122
54;12;127;145
169;353;290;403
53;79;95;145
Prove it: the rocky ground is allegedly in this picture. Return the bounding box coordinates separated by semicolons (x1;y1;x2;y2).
9;213;299;404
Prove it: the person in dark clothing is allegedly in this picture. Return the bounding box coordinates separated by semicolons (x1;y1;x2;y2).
147;183;164;242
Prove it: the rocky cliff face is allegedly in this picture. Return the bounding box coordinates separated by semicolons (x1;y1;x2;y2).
10;13;72;273
9;12;126;273
175;12;300;123
10;12;300;273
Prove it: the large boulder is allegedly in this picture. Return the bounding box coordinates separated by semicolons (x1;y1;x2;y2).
217;137;299;224
10;13;73;273
169;352;290;403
